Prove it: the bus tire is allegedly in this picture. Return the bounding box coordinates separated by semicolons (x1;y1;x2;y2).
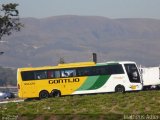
115;85;125;93
39;90;49;99
50;89;61;97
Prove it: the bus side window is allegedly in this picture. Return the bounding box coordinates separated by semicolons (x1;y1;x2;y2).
77;69;83;76
100;67;106;75
55;70;60;78
61;69;76;78
68;69;76;77
108;65;124;74
77;67;91;76
61;70;68;77
47;70;55;78
35;71;47;80
21;71;35;81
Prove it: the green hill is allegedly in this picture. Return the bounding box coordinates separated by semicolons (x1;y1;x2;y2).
1;90;160;120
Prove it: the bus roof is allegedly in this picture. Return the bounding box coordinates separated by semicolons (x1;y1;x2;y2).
96;61;136;65
18;62;95;71
18;61;136;71
58;62;95;67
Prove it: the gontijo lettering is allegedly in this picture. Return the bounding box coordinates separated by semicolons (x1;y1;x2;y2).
49;78;80;84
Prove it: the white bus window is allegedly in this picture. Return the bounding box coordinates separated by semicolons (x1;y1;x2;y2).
108;65;124;74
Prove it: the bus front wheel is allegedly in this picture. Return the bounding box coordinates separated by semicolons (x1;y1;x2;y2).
115;85;125;93
39;90;49;99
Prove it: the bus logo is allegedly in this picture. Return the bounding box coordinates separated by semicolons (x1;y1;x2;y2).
49;78;80;84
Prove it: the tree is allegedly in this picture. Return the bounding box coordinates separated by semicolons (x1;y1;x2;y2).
0;66;16;86
0;3;22;40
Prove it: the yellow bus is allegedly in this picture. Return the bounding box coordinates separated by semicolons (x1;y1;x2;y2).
17;61;142;99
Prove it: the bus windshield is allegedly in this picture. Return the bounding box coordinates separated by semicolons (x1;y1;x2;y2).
124;64;141;83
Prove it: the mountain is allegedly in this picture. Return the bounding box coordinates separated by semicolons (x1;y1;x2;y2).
1;15;160;68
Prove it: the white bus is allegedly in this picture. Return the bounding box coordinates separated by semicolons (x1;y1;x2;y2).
17;61;142;99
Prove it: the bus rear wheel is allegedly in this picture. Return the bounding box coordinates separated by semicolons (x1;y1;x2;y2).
50;89;61;97
39;90;49;99
115;85;125;93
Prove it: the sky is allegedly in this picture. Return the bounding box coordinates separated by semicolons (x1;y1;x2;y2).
1;0;160;19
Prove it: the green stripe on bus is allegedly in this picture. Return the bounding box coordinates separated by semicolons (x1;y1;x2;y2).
77;75;110;91
88;75;110;90
77;76;99;91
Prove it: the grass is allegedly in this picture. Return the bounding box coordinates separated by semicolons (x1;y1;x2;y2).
0;90;160;120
